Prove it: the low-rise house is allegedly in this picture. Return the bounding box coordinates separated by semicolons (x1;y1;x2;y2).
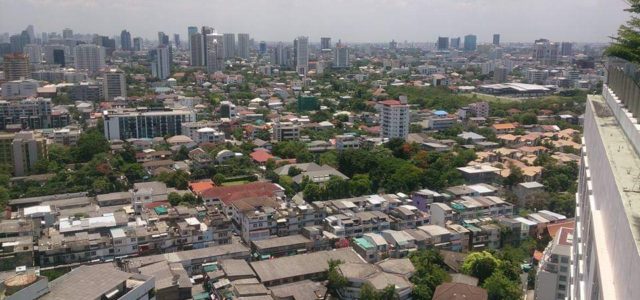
389;205;430;230
380;230;417;258
411;189;446;211
251;234;313;259
418;225;454;251
337;258;415;300
250;248;364;286
457;164;501;184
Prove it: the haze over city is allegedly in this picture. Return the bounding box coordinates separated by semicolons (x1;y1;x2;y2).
0;0;629;42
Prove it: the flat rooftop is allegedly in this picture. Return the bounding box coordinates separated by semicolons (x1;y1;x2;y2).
250;248;364;283
588;94;640;252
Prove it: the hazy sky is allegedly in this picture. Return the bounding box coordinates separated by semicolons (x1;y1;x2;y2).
0;0;630;43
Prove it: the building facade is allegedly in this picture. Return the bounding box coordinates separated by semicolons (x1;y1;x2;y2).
572;59;640;300
102;69;126;100
380;100;410;139
103;108;196;140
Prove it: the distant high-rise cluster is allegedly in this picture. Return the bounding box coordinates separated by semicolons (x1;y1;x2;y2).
533;38;558;65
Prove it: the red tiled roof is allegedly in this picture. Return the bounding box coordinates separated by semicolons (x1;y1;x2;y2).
547;219;575;239
189;180;216;194
250;150;274;163
379;99;402;106
200;181;281;205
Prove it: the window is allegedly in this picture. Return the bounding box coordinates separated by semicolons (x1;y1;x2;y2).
559;284;566;291
560;266;568;273
559;275;567;282
561;256;569;264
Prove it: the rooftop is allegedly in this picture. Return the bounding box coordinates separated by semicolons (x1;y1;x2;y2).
250;248;364;283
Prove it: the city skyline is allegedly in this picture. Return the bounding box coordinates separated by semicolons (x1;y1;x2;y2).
0;0;628;43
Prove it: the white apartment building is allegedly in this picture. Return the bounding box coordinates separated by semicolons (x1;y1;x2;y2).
273;120;300;141
380;100;410;139
572;60;640;300
103;108;196;140
536;227;572;300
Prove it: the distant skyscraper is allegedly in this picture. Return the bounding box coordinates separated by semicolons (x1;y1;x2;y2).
150;45;171;80
158;32;169;46
187;26;198;50
493;34;500;46
321;37;331;50
223;33;235;59
120;30;132;51
133;37;142;51
174;34;180;49
205;34;224;73
389;40;397;50
25;25;35;42
463;34;477;51
3;53;30;81
62;28;73;39
237;33;250;59
201;26;214;65
190;32;204;67
333;41;349;68
437;37;449;50
102;69;126;100
560;42;573;56
41;32;48;44
259;41;267;55
533;39;558;65
23;44;42;64
273;43;286;66
450;37;461;49
294;36;309;75
74;44;105;75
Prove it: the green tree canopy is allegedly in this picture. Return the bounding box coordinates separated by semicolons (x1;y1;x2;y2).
462;251;501;284
605;0;640;63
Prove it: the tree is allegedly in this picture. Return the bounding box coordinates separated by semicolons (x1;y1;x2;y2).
303;182;323;201
408;250;449;299
174;146;190;161
168;192;182;206
326;259;348;298
462;251;500;284
482;271;523;300
503;165;524;189
181;193;198;205
350;174;372;196
72;129;110;162
287;166;303;177
605;0;640;63
212;173;226;185
360;283;397;300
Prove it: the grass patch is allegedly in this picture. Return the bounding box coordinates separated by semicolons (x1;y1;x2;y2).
40;267;72;281
221;180;250;186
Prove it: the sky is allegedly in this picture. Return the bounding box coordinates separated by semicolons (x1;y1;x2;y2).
0;0;631;43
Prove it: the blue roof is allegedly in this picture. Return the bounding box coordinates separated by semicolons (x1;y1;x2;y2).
434;110;448;116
